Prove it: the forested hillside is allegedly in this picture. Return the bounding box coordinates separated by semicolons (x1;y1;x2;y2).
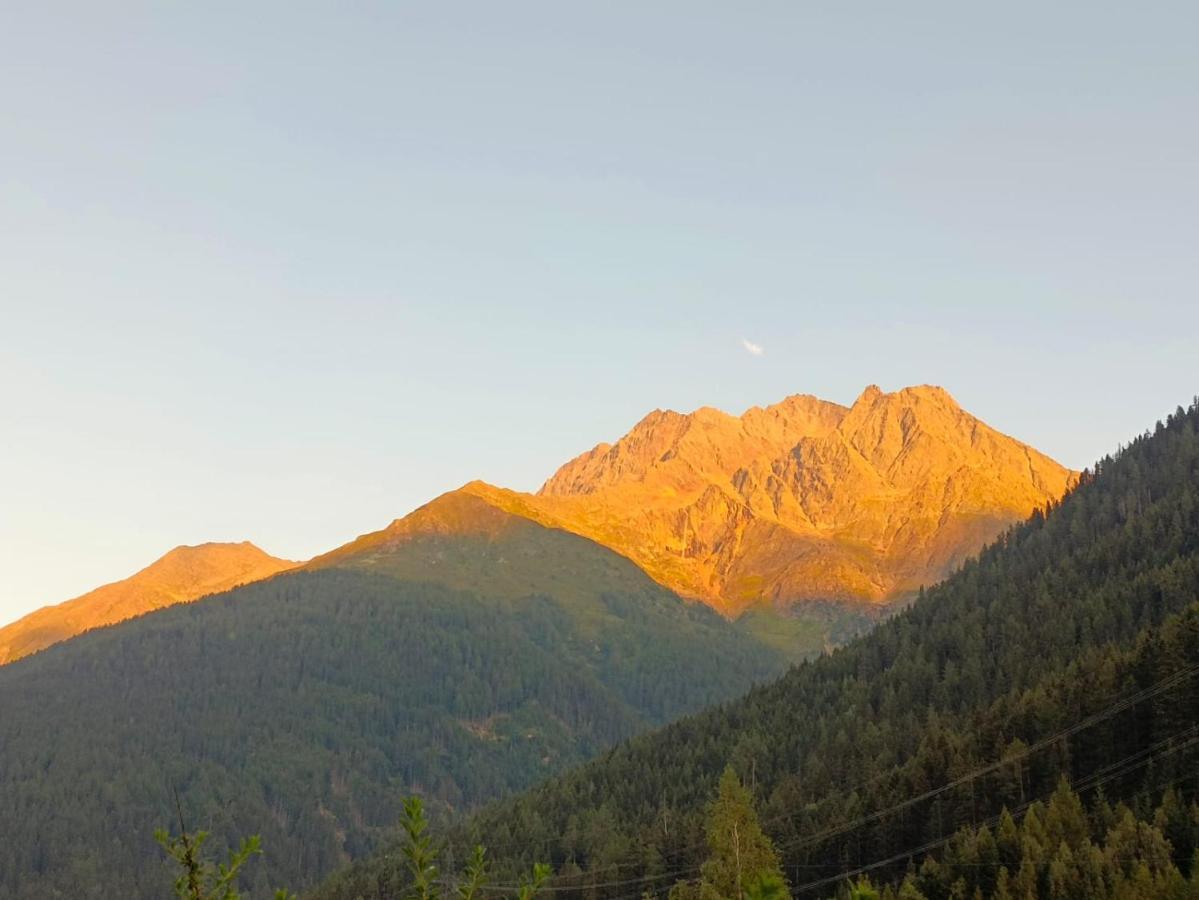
0;527;783;898
874;775;1199;899
317;399;1199;899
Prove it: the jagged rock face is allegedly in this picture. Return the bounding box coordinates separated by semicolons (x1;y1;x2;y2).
0;542;297;664
528;384;1077;613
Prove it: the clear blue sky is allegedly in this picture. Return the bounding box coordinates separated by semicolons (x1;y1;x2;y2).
2;2;1196;624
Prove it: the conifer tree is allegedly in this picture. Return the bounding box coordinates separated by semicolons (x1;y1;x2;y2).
155;817;295;900
671;767;792;900
398;796;548;900
845;875;881;899
401;797;439;900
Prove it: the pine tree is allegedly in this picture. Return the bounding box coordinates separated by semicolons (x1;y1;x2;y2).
401;797;439;900
672;767;792;900
895;874;927;900
398;796;547;900
845;876;881;899
155;814;295;900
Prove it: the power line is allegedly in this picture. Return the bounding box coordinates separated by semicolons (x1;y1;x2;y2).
428;662;1199;898
347;625;1199;899
767;661;1199;858
431;658;1199;869
506;659;1199;881
788;730;1199;896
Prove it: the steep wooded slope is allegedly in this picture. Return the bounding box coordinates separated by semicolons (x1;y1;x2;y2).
0;500;783;899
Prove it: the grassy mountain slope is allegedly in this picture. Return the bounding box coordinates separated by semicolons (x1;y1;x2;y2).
0;541;297;664
315;398;1199;898
0;500;784;899
309;485;877;662
307;487;672;612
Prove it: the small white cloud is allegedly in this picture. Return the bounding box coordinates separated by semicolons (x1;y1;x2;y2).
741;338;765;357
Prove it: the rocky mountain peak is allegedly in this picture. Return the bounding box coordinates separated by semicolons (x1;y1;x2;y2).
527;385;1076;613
0;542;297;665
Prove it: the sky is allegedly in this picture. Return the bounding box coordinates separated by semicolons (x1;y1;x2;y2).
2;2;1197;625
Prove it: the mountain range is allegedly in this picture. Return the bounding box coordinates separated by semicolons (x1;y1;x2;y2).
473;383;1076;612
0;384;1076;663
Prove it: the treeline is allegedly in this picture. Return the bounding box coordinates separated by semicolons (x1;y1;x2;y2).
677;770;1199;899
315;399;1199;897
804;604;1199;898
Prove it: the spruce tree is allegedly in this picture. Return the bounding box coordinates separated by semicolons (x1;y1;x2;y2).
672;766;792;900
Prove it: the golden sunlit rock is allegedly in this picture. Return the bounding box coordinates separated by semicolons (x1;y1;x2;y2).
453;384;1077;615
0;542;298;664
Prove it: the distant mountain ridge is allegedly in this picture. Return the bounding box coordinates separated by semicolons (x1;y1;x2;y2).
305;487;692;613
0;542;297;664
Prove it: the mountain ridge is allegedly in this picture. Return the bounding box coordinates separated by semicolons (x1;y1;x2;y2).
431;385;1078;614
0;541;298;664
0;384;1075;662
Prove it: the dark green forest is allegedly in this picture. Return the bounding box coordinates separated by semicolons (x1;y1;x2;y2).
867;777;1199;899
317;399;1199;899
0;541;783;898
